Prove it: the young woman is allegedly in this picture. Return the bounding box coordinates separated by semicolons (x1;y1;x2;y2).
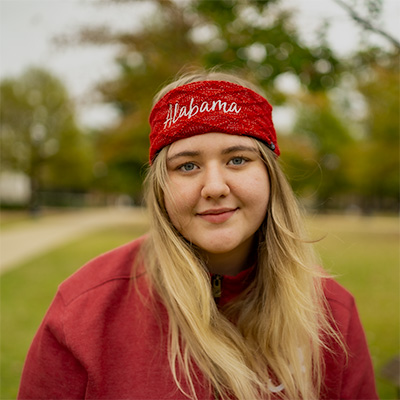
18;71;378;400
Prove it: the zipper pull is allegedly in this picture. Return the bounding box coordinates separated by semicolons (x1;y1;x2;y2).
211;274;222;304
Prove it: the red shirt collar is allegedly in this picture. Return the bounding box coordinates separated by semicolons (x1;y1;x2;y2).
210;265;255;307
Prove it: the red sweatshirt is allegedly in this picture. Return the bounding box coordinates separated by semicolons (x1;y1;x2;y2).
18;236;378;399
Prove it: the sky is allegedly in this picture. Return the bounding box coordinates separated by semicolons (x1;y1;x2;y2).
1;0;399;129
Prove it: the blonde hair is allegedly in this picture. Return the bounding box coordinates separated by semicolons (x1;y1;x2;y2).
140;71;343;400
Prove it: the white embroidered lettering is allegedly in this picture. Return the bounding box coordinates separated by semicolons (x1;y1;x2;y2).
164;104;174;129
211;100;227;112
163;97;242;128
178;105;188;120
229;103;241;113
200;102;210;112
173;103;181;124
188;98;199;119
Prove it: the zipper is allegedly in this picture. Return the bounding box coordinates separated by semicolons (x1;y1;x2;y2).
211;274;222;304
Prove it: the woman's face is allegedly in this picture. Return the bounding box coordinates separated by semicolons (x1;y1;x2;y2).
164;133;270;269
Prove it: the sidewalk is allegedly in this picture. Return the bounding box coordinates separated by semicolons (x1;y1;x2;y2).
0;207;148;274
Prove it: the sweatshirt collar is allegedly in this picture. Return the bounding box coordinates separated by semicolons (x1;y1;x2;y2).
210;265;255;307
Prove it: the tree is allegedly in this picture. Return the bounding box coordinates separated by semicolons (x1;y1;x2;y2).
347;49;399;210
289;91;355;208
58;0;398;211
61;0;341;200
0;67;93;210
332;0;400;50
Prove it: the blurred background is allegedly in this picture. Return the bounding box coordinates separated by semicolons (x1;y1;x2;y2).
0;0;399;398
1;0;399;211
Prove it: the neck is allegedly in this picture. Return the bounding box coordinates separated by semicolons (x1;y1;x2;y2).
200;237;257;276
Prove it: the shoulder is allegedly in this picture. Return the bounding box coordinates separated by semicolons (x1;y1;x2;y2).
323;278;355;310
58;235;148;306
322;278;358;334
321;279;378;398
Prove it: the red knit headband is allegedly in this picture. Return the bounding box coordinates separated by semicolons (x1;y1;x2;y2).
149;80;279;162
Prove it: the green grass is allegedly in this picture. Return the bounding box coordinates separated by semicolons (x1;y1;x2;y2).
308;214;399;399
1;215;399;399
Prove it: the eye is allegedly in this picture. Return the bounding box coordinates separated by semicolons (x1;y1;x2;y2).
178;162;198;172
229;157;247;166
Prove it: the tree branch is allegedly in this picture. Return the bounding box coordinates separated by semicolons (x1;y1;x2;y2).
333;0;400;50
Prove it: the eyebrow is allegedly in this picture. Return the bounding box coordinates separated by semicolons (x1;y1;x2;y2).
167;145;258;163
221;145;258;155
167;151;200;163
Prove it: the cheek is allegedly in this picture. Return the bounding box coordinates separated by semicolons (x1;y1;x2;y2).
243;176;270;226
164;180;196;229
238;170;270;207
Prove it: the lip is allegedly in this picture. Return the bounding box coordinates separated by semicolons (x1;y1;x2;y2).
197;208;238;224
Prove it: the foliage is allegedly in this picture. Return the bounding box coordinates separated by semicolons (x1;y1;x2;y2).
332;0;400;50
275;47;399;211
3;1;396;210
352;51;400;208
0;67;94;209
288;92;354;207
63;0;399;211
71;0;342;200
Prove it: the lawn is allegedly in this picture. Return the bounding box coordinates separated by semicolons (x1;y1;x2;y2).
308;214;399;399
1;214;399;399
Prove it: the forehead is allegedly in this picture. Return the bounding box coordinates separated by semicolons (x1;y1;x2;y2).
167;132;256;155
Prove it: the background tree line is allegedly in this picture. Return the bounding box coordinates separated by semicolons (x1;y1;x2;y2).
1;0;398;213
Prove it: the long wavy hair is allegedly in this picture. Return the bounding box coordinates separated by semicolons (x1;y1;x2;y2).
140;71;343;400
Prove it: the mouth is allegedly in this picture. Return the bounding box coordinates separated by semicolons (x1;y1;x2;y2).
197;208;238;224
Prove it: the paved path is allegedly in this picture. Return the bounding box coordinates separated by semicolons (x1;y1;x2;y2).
0;207;148;274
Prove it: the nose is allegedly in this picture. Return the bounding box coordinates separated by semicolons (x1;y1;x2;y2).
200;164;230;199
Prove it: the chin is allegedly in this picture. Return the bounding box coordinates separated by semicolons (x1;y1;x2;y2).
198;243;240;256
